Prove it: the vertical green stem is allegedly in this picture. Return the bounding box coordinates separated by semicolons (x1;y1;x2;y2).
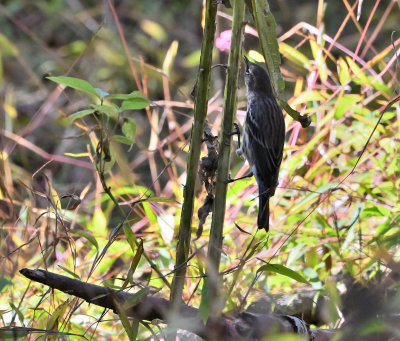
169;0;218;321
200;0;246;319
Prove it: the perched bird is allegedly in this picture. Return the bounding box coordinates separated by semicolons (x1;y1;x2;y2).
236;56;285;231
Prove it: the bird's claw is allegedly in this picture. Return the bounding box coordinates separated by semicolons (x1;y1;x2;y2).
227;123;240;136
225;174;235;184
227;123;241;149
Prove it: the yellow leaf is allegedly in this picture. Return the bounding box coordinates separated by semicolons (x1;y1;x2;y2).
140;19;166;42
248;50;265;62
46;300;69;331
346;56;368;83
163;40;179;76
279;42;311;70
291;90;327;106
337;57;350;85
91;208;107;236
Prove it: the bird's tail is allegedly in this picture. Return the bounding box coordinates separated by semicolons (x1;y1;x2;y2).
258;194;270;231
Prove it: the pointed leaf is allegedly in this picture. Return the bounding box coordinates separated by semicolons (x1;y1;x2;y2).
68;109;96;123
121;95;151;111
106;91;149;101
91;104;119;119
122;117;136;143
257;263;309;284
70;229;99;250
47;76;99;98
46;300;69;330
113;135;134;145
57;266;80;279
125;288;149;309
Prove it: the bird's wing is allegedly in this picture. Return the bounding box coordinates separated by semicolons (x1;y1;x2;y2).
246;97;285;193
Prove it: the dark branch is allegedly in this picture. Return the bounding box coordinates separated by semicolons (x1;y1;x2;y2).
20;268;335;340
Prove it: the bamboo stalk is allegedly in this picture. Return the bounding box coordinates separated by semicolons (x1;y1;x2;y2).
200;0;246;319
169;0;218;322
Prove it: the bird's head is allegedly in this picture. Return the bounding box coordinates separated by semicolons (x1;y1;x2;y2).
244;56;273;96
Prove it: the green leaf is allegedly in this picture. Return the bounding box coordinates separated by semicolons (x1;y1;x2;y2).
47;76;99;98
341;222;356;253
291;90;327;106
0;33;19;57
114;299;135;341
113;135;134;145
9;303;24;325
148;196;179;204
335;94;361;119
68;109;96;122
182;50;201;68
91;104;119;119
125;288;149;309
90;208;108;236
131;320;139;341
199;284;211;323
142;201;157;224
57;266;80;279
279;42;311;70
345;57;368;84
257;263;309;284
337;58;350;85
106;91;149;101
120;95;151;111
361;206;391;218
70;229;98;249
122;117;136;143
0;278;11;292
127;240;143;285
123;226;137;253
140;19;167;42
370;78;391;95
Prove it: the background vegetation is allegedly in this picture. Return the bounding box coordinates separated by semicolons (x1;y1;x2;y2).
1;0;399;339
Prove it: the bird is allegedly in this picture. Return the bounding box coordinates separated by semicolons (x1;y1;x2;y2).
235;56;285;231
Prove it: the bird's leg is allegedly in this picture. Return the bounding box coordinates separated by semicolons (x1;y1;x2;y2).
227;123;241;149
225;171;254;184
225;123;248;183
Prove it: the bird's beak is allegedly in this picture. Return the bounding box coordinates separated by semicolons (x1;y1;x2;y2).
244;56;250;72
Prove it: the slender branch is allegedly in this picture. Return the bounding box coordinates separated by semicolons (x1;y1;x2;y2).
169;0;218;317
200;0;246;319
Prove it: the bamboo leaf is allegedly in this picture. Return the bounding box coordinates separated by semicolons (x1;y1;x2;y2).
70;229;99;250
127;239;143;285
257;263;309;284
57;266;80;279
46;300;69;331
